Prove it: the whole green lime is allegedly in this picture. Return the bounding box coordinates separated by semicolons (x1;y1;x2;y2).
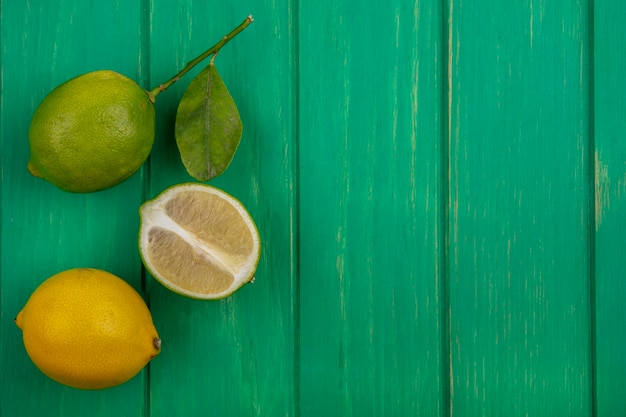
28;70;155;193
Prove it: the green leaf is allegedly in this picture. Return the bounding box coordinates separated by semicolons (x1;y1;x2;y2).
175;63;243;181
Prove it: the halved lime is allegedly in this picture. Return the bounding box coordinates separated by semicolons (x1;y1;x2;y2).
139;183;260;299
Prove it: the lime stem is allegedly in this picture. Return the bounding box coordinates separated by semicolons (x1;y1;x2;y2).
148;15;253;101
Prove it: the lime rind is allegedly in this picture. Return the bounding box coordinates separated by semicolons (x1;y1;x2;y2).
28;70;155;193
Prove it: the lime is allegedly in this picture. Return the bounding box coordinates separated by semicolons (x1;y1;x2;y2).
28;70;155;193
15;268;161;390
138;183;261;300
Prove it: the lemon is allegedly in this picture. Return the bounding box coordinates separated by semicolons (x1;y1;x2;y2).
28;70;155;193
139;183;261;300
15;268;161;390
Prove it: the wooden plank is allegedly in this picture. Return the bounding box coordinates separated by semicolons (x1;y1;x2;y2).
594;0;626;415
447;0;593;414
146;2;297;416
0;0;148;416
298;1;445;415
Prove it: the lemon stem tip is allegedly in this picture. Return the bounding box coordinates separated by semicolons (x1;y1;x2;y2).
153;338;162;350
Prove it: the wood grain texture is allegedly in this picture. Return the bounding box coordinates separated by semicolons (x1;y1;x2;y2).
447;0;593;415
146;1;297;416
298;1;445;415
594;0;626;415
1;1;148;416
1;0;626;416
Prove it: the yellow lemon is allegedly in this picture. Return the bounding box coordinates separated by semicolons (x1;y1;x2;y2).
28;70;155;193
139;183;261;300
15;268;161;390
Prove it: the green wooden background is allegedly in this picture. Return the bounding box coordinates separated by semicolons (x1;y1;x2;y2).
1;0;625;416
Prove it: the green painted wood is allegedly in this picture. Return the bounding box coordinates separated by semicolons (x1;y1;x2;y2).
298;1;445;415
2;0;626;416
0;1;149;416
146;1;297;416
594;0;626;415
447;0;593;415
